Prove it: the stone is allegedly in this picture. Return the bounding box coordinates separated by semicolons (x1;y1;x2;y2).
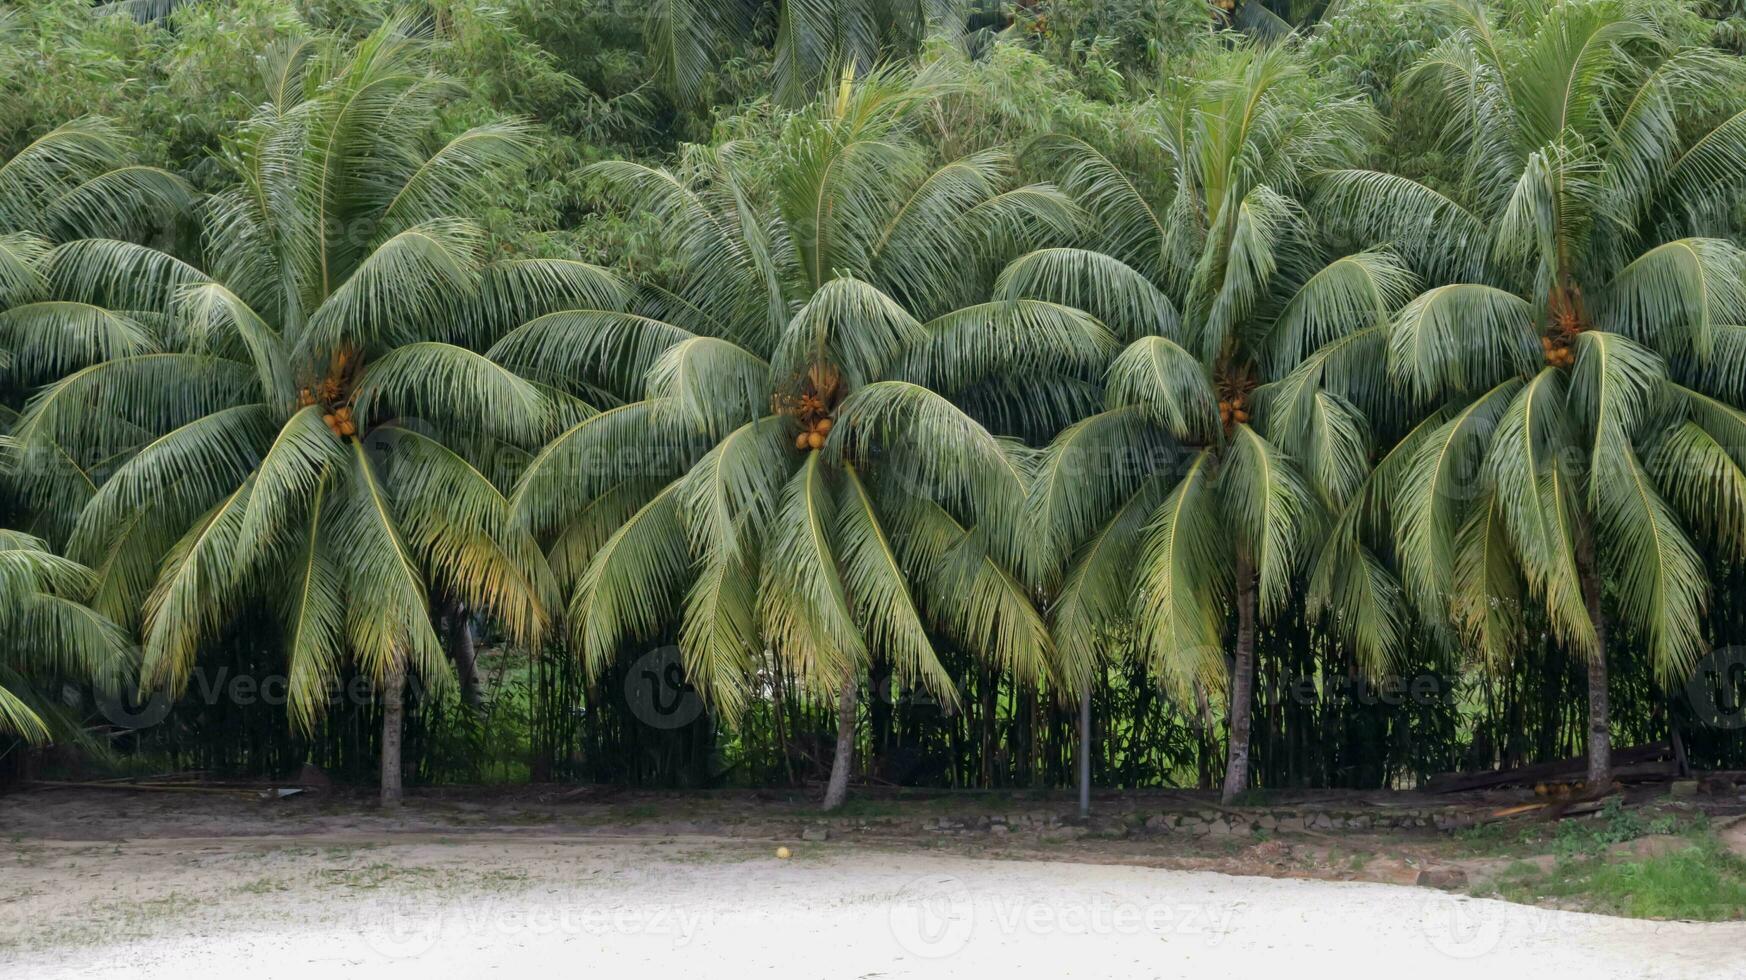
990;824;1009;837
1415;866;1468;890
1090;819;1129;840
1670;780;1700;798
802;827;830;842
1145;814;1172;833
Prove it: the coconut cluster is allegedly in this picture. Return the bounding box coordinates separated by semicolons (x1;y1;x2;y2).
796;415;832;450
1541;332;1576;368
779;365;842;453
296;350;361;440
295;387;358;439
1544;289;1586;369
1218;394;1250;429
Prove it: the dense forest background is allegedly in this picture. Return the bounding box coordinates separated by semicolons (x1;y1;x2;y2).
7;0;1746;796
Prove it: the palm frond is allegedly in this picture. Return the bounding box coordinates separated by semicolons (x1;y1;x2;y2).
1389;283;1538;401
994;247;1181;342
759;453;864;695
355;341;552;443
1103;336;1219;443
835;463;956;705
568;481;690;680
1134;450;1229;699
1221;425;1322;620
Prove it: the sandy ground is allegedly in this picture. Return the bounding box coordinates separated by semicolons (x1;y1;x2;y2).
2;827;1741;980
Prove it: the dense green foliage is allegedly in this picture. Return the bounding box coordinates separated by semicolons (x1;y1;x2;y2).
6;0;1746;802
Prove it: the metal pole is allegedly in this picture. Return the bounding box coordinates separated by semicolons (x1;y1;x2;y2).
1078;687;1091;819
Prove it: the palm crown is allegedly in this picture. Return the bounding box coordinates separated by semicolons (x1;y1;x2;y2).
13;20;565;733
501;69;1103;732
1319;0;1746;680
1306;0;1746;781
1023;47;1412;800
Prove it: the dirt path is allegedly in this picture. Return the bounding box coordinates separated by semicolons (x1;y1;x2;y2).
3;832;1739;979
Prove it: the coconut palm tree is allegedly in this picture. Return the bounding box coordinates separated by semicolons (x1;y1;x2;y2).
1313;0;1746;784
9;21;569;804
1024;46;1407;803
0;530;130;743
501;68;1095;809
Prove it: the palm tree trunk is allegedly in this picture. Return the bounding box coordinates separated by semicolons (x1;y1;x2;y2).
444;601;483;710
1577;536;1612;786
1077;686;1091;818
1221;557;1257;805
822;670;857;811
380;665;405;808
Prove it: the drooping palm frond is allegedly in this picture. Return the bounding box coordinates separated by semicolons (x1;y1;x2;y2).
1221;424;1323;619
1133;450;1229;699
1103;336;1220;442
993;248;1181;343
759;454;864;695
0;532;131;743
0;118;191;241
835;463;954;704
1388;283;1538;401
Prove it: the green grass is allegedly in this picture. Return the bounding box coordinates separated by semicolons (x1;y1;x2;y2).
1489;831;1746;920
1452;799;1690;859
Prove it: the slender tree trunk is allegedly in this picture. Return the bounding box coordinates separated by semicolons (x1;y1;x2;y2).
773;661;796;786
1577;535;1612;786
1222;557;1258;805
1077;687;1091;818
380;665;405;808
821;670;857;811
445;602;484;710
